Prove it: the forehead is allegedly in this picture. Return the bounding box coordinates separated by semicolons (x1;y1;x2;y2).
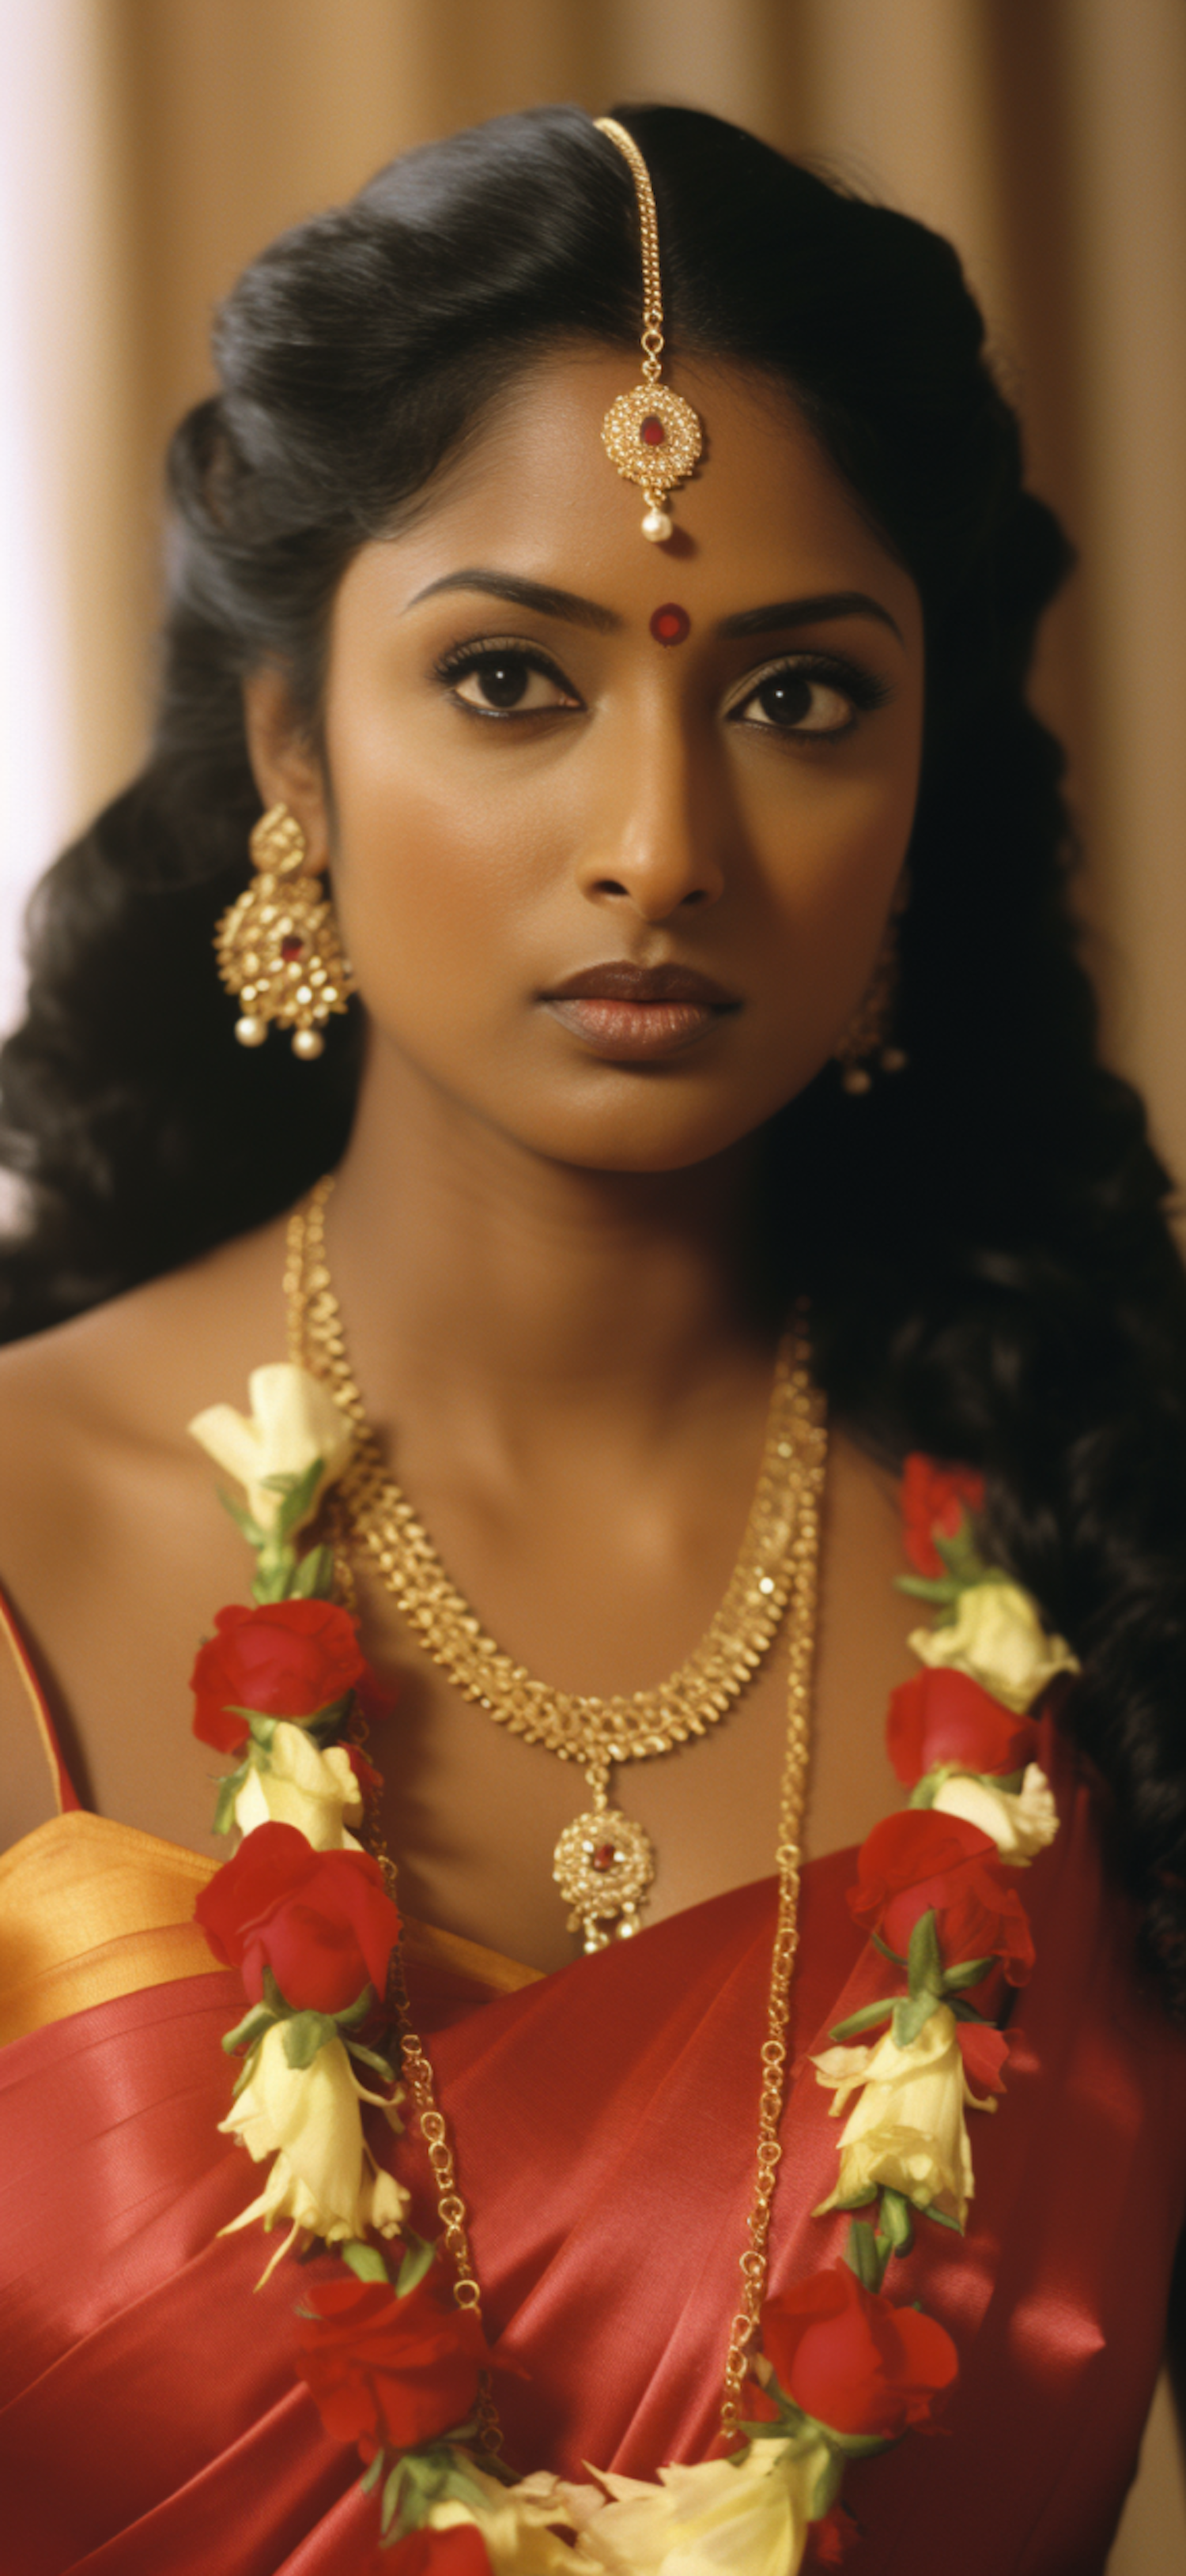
342;345;921;647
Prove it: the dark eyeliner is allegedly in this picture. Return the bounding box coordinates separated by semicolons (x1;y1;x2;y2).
434;634;580;714
727;649;891;728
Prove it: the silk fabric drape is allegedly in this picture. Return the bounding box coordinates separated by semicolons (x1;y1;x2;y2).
2;1716;1184;2574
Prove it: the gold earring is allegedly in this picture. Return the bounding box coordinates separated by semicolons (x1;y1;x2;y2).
834;884;908;1095
214;805;355;1061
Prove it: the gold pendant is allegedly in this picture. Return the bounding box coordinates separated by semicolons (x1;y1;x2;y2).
553;1805;655;1952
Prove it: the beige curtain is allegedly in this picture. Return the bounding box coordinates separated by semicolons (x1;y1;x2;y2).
7;0;1186;1191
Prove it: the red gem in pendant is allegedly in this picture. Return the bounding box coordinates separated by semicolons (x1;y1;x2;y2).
591;1842;618;1872
640;414;666;447
281;934;304;960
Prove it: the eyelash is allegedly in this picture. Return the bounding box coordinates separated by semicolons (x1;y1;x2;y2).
436;638;578;717
434;636;890;737
725;651;890;737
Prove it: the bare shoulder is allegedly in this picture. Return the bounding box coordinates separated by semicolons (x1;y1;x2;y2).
0;1216;291;1846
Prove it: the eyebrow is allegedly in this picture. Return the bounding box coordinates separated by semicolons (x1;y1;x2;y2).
406;570;620;632
406;569;904;648
718;590;905;646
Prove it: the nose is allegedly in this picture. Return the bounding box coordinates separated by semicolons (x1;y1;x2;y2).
574;715;727;922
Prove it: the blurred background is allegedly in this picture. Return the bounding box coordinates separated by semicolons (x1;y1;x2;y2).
1;0;1184;1209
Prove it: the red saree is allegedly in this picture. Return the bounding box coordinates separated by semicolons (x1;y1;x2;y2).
2;1669;1184;2573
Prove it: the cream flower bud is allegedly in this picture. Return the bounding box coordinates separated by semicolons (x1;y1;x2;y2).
813;2003;994;2231
931;1761;1059;1864
189;1363;353;1533
427;2471;608;2574
910;1578;1078;1714
233;1721;363;1851
584;2441;821;2576
217;2023;407;2261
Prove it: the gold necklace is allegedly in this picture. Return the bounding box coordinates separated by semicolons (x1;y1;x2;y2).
285;1175;825;1951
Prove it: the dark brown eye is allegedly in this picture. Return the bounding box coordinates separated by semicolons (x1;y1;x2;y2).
448;649;579;715
735;670;855;734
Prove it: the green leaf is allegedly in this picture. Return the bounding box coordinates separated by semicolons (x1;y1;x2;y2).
942;1954;995;1993
342;2240;391;2285
231;2040;263;2099
877;2187;915;2257
221;2000;275;2057
892;1990;940;2050
360;2446;386;2494
262;1965;295;2018
282;2010;335;2070
396;2231;436;2299
922;2201;965;2235
263;1457;325;1541
950;1994;988;2023
871;1930;905;1966
380;2461;410;2537
844;2216;886;2293
906;1907;943;2000
908;1770;946;1811
932;1526;991;1589
291;1542;334;1599
212;1761;250;1838
894;1573;961;1604
217;1488;266;1548
830;2183;878;2212
829;1997;897;2042
820;2425;897;2461
346;2039;397;2086
334;1983;376;2031
808;2448;845;2522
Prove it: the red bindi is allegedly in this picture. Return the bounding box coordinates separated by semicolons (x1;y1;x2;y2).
649;603;691;647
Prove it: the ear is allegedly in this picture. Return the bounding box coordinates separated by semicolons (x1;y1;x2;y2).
242;666;332;871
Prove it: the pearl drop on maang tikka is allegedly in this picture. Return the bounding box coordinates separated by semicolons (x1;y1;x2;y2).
595;118;703;543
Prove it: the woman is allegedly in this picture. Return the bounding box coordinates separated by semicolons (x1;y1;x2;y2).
0;99;1184;2574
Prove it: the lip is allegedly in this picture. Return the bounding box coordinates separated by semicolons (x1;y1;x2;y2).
540;960;739;1062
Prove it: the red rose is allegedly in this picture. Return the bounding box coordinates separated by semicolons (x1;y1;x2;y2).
295;2265;496;2459
956;2021;1011;2094
901;1455;985;1578
761;2261;957;2439
849;1809;1035;1987
191;1599;370;1752
380;2531;492;2576
195;1820;398;2012
807;2502;859;2566
886;1667;1038;1788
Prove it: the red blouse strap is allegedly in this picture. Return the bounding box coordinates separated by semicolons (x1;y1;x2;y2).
0;1582;81;1814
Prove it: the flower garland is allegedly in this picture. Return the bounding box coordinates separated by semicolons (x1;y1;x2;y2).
189;1374;1078;2574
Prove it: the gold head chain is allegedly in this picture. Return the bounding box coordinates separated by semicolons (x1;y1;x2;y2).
594;116;704;542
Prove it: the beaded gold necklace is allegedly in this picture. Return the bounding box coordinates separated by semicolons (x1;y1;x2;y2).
285;1174;823;1952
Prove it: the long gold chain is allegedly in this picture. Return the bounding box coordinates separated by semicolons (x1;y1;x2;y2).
595;115;666;382
283;1179;826;2434
286;1175;818;1951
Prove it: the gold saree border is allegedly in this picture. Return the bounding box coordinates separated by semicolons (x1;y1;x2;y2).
0;1810;539;2047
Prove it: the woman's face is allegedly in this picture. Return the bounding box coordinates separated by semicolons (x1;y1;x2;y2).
259;347;925;1173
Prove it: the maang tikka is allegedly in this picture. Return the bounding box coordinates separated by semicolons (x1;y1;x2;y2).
215;804;356;1061
595;117;703;542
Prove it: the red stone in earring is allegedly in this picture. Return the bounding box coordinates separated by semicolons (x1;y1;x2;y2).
649;602;691;647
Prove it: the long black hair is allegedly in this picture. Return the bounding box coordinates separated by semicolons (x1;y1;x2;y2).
3;104;1185;1997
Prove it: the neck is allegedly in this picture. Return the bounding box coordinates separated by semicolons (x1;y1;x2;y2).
326;1047;780;1441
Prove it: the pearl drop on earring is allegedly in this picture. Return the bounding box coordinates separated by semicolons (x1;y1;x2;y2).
235;1016;267;1048
292;1028;325;1061
642;507;673;542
